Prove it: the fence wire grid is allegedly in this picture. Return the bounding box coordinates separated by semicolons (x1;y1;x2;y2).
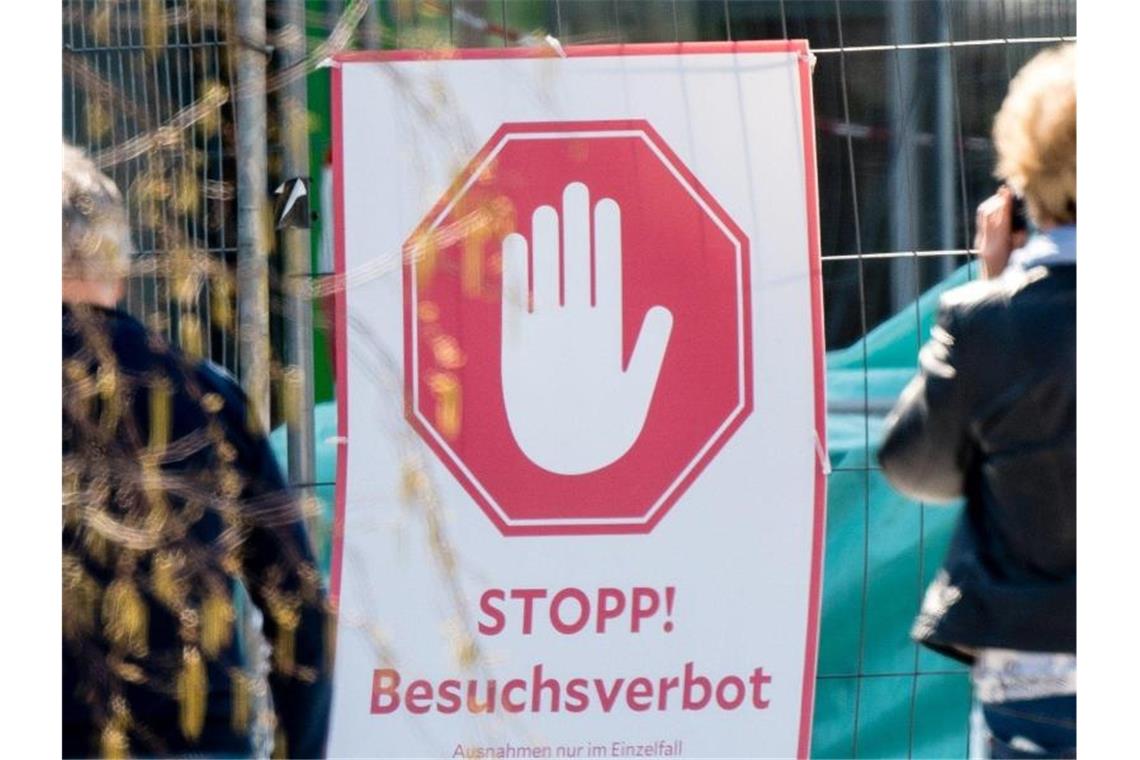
62;1;1076;758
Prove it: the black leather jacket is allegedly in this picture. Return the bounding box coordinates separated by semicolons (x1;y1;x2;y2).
878;261;1075;664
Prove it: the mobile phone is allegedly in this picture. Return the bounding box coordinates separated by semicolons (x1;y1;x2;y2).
1010;193;1029;233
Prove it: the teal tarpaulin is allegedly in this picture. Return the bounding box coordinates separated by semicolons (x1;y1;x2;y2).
814;263;979;758
270;262;981;758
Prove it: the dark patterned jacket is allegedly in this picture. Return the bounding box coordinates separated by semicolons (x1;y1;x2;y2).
63;303;331;758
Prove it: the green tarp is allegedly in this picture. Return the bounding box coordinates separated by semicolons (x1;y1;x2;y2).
816;262;978;758
270;262;981;758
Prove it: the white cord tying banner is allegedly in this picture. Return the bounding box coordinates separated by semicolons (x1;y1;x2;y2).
815;430;832;476
544;35;568;58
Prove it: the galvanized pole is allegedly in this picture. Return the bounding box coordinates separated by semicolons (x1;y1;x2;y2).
279;0;317;496
235;0;271;429
454;0;489;47
234;4;274;756
937;7;958;278
361;0;383;50
887;0;916;314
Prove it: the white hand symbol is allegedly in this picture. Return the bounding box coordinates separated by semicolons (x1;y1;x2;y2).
501;182;674;475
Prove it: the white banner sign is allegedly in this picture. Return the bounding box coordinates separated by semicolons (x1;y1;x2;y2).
328;42;826;759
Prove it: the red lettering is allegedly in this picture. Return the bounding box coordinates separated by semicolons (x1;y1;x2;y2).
510;588;547;634
550;588;590;634
466;679;496;713
438;679;461;714
368;664;764;716
370;668;400;714
480;586;679;636
715;675;745;710
596;587;626;633
657;676;679;710
626;677;654;711
531;664;561;712
749;667;772;708
501;679;527;713
594;677;625;713
478;589;506;635
631;587;660;633
564;678;589;713
406;679;433;714
682;662;710;710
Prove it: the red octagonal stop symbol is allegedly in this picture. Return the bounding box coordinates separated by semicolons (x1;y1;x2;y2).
404;120;752;535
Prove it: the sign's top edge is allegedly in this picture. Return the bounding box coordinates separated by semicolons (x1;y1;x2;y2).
330;40;811;65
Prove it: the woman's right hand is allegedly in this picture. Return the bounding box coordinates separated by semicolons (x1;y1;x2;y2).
974;187;1015;279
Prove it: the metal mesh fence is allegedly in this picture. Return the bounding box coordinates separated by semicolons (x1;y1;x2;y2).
64;0;240;375
62;1;1076;757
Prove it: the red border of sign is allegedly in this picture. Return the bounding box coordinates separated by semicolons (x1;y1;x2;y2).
329;41;827;760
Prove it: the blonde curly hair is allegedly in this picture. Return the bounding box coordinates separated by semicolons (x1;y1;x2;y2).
993;44;1076;227
63;143;133;282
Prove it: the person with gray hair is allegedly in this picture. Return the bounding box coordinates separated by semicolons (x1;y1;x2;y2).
62;144;133;307
62;143;332;758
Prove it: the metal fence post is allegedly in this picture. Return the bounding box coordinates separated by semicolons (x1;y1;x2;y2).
233;3;276;753
279;0;318;512
235;0;271;427
887;0;917;314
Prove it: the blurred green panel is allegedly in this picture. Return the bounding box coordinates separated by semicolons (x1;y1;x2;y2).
812;678;858;759
815;264;980;756
910;673;974;759
310;483;336;573
817;467;865;678
859;470;923;675
853;675;914;758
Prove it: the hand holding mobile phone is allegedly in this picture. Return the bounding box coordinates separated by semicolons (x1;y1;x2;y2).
975;187;1029;279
